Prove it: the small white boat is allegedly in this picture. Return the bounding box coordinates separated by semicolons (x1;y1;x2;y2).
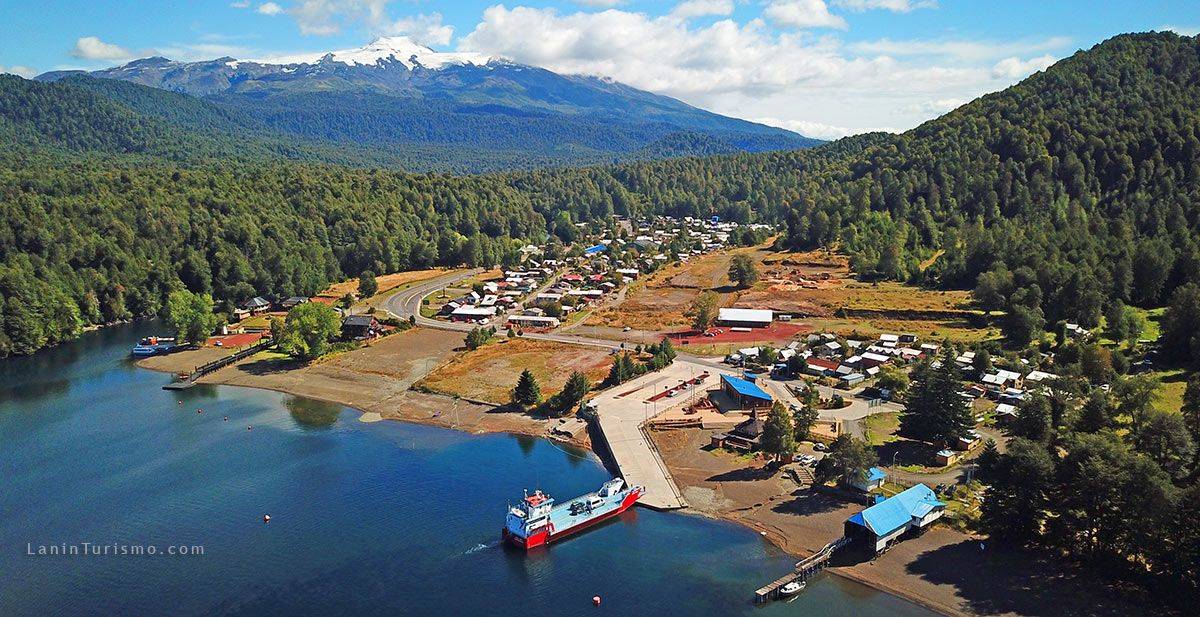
779;581;805;596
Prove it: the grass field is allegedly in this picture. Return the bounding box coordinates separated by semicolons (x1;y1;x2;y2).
1150;368;1189;414
861;411;901;446
416;338;613;405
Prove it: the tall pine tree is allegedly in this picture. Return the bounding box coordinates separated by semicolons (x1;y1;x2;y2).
901;349;974;445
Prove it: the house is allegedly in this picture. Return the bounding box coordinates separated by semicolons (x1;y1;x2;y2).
848;467;887;492
232;307;251;322
281;296;310;309
844;483;945;553
814;341;842;357
994;403;1017;422
242;296;271;315
935;449;961;466
719;374;773;409
449;306;498;322
710;415;766;451
805;357;840;376
584;244;607;255
507;315;561;329
839;373;867;388
860;352;891;369
341;314;379;339
717;308;773;328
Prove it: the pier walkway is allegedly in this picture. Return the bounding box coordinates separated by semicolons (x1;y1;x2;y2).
162;340;271;390
589;361;721;510
754;536;850;603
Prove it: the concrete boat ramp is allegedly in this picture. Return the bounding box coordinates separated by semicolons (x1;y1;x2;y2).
588;361;721;511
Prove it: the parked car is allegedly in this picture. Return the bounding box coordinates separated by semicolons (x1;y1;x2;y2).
813;443;828;452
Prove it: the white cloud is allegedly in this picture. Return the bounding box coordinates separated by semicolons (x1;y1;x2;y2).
230;1;250;8
386;13;454;46
763;0;848;31
70;36;135;61
0;65;38;78
1160;24;1200;36
831;0;936;13
849;36;1070;62
897;97;965;116
754;116;897;139
257;2;284;16
990;54;1055;79
670;0;734;20
574;0;627;7
458;4;1069;138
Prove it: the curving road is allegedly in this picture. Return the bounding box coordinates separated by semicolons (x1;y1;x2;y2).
380;267;731;363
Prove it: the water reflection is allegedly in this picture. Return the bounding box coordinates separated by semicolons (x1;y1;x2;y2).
514;434;537;456
286;396;343;429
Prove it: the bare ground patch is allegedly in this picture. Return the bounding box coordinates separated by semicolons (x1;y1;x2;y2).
416;338;613;405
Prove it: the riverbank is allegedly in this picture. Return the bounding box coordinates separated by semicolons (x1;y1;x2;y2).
651;427;1169;617
135;328;588;448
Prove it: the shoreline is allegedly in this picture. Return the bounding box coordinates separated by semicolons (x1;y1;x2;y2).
134;349;594;451
133;346;956;616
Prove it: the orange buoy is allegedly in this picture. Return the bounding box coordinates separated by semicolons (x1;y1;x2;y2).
592;596;601;607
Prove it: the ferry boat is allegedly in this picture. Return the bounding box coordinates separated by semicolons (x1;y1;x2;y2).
502;478;643;549
131;336;180;357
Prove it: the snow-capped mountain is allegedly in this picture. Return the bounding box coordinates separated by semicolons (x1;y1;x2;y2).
245;36;499;70
35;37;819;171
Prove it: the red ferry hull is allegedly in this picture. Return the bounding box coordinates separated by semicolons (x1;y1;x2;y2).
503;488;642;549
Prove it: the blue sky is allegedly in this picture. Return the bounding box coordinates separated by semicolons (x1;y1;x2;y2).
2;1;1197;137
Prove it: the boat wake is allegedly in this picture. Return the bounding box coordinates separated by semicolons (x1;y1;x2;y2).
462;540;499;555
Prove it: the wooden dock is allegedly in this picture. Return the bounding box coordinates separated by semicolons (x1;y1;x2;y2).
162;341;271;390
754;536;850;603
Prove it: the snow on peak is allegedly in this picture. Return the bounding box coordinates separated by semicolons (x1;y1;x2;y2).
246;37;498;70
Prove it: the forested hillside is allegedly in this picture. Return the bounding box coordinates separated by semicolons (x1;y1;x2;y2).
3;32;1200;359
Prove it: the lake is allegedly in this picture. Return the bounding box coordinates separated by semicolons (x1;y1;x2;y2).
0;323;933;616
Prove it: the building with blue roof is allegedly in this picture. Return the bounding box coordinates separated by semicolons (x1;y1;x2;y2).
848;466;887;492
584;244;607;255
844;483;945;553
720;373;773;410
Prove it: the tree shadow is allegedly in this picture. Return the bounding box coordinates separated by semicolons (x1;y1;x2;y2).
234;356;305;376
707;464;778;482
768;488;847;516
904;540;1160;616
876;438;938;466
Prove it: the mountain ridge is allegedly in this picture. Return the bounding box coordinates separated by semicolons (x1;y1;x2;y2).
33;36;819;171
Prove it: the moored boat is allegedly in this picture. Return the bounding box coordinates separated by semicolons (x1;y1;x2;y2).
131;336;179;357
502;478;643;549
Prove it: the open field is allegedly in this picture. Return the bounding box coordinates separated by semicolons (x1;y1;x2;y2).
416;338;613;405
585;246;991;343
584;246;765;331
860;411;901;446
1149;368;1189;414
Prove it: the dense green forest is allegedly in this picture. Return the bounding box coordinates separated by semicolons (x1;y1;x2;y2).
3;32;1200;363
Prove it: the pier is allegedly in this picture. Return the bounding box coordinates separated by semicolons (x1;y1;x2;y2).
162;340;271;390
754;536;850;603
588;362;714;510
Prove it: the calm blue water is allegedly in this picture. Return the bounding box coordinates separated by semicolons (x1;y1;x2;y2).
0;323;933;616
